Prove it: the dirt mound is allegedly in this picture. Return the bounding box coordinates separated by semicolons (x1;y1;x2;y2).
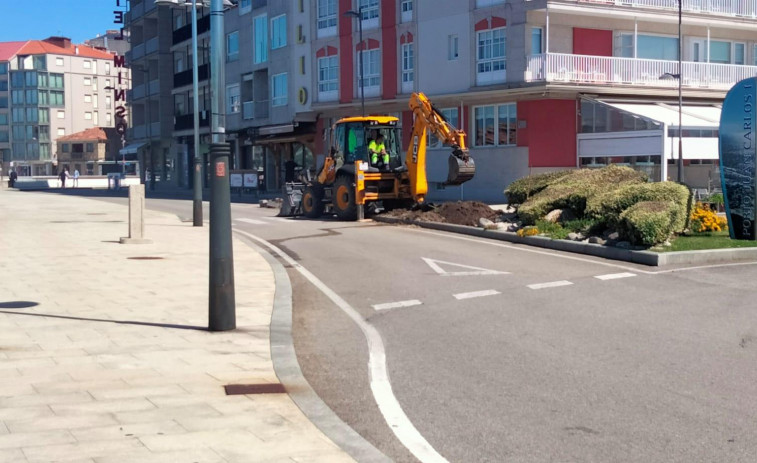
382;201;501;226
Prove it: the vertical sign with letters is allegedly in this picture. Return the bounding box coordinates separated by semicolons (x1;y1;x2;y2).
720;77;757;240
112;0;128;141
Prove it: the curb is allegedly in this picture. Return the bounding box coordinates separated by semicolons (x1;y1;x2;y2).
234;231;391;463
373;216;757;267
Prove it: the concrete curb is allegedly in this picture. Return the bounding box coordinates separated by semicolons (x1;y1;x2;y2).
373;216;757;267
234;231;391;463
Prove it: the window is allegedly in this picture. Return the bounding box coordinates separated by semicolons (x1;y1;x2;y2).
735;43;745;65
106;113;112;124
477;28;506;73
25;71;37;87
57;128;65;136
401;0;413;12
25;91;37;105
0;130;7;142
271;15;287;49
84;94;92;103
85;112;92;120
318;56;338;92
476;0;505;6
359;0;379;20
12;108;24;122
12;126;25;141
448;35;459;60
86;143;94;152
0;97;6;108
226;31;239;62
254;14;268;64
619;34;678;60
428;108;459;148
0;81;6;91
531;28;543;54
105;62;111;75
84;77;91;86
106;95;112;109
50;91;64;106
240;0;251;13
272;73;288;107
83;60;91;69
0;114;6;125
62;143;69;152
0;62;7;74
57;110;65;119
56;57;64;66
401;43;414;83
93;94;98;108
93;111;98;125
39;108;49;123
359;49;380;88
226;84;240;113
49;73;63;88
11;72;24;87
12;90;24;105
37;73;48;88
711;40;730;64
38;91;48;105
317;0;337;30
474;104;517;146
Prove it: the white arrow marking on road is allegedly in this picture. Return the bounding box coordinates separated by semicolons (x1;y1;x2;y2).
235;218;267;225
373;299;423;311
528;280;574;290
453;289;501;300
594;272;637;280
422;257;509;277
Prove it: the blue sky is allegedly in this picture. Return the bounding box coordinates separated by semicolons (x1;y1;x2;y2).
0;0;121;44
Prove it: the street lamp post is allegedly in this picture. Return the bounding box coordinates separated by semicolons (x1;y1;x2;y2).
155;0;203;226
677;0;684;184
344;7;364;116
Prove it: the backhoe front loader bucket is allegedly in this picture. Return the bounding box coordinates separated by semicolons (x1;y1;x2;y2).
445;154;476;185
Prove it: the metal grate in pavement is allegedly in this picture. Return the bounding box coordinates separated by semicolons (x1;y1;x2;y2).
224;383;286;395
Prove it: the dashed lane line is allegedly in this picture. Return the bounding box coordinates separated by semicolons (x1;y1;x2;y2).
594;272;637;280
373;300;423;311
527;280;574;290
453;290;501;300
235;218;267;225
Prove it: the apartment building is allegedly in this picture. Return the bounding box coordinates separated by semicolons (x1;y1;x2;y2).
0;37;119;177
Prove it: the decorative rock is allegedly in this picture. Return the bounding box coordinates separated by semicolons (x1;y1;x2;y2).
495;222;509;231
567;232;585;241
544;209;562;223
588;236;606;245
607;232;620;241
479;218;494;228
615;241;631;249
663;240;672;247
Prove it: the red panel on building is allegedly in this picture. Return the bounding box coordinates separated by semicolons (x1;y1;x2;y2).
572;28;613;56
491;16;506;28
474;19;489;31
517;100;577;168
338;0;353;104
381;0;397;100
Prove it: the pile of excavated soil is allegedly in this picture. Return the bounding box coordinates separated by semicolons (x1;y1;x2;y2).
382;201;501;227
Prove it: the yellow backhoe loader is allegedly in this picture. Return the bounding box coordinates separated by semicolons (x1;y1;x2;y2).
300;92;475;220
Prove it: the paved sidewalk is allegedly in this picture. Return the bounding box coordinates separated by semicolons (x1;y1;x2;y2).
0;190;354;463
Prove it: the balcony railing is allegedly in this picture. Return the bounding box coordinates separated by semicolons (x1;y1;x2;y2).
569;0;757;18
255;100;269;119
174;112;210;131
131;43;145;60
148;79;160;96
130;1;144;20
132;84;145;100
525;53;757;89
174;64;209;88
173;15;210;45
145;36;159;56
242;101;254;120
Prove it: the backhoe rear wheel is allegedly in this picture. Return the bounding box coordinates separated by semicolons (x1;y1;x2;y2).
333;175;357;221
301;185;324;218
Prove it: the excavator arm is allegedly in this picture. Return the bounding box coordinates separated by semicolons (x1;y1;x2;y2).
406;92;475;203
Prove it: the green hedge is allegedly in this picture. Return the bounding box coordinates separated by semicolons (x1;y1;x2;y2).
586;182;690;231
618;201;677;246
504;170;572;204
517;166;647;225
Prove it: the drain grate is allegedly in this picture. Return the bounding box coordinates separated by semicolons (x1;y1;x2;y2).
127;256;165;260
224;383;286;395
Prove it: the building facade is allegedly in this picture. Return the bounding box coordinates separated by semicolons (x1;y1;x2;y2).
0;37;121;177
56;127;122;175
125;0;757;200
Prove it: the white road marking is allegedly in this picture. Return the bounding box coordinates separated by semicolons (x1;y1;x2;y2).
528;280;574;290
594;272;637;280
233;229;449;463
453;289;501;300
235;218;267;225
264;216;291;222
373;299;423;311
421;257;509;277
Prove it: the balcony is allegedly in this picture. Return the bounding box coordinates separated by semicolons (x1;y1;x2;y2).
243;101;254;120
174;64;209;88
148;79;160;96
131;42;145;60
173;15;210;45
525;53;757;90
255;101;269;119
145;36;159;56
565;0;757;19
130;1;144;20
174;112;210;131
132;83;145;99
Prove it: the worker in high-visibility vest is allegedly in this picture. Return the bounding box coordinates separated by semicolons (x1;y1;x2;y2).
368;134;389;169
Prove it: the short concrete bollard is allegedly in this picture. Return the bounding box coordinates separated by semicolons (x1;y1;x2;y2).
120;184;152;244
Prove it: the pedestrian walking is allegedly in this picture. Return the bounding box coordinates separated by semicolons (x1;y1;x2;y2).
8;169;17;188
59;168;68;188
73;169;80;188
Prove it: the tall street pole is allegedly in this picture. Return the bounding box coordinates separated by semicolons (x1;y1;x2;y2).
191;0;203;226
358;9;364;117
677;0;684;184
208;0;235;331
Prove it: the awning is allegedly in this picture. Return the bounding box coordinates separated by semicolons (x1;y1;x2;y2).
119;142;145;155
604;102;720;128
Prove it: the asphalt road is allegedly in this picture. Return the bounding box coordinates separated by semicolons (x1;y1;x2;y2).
99;195;757;463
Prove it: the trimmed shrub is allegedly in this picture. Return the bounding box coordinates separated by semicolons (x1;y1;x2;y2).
517;165;647;225
505;170;572;204
586;181;690;231
618;201;677;246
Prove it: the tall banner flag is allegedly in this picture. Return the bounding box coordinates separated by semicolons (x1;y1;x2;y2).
719;77;757;240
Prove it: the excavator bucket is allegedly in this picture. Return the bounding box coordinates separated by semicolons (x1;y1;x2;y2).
445;154;476;185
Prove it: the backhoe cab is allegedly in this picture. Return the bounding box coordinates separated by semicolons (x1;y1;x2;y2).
300;92;475;220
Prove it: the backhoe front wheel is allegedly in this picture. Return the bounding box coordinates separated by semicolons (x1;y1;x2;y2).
301;185;324;218
333;175;357;221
